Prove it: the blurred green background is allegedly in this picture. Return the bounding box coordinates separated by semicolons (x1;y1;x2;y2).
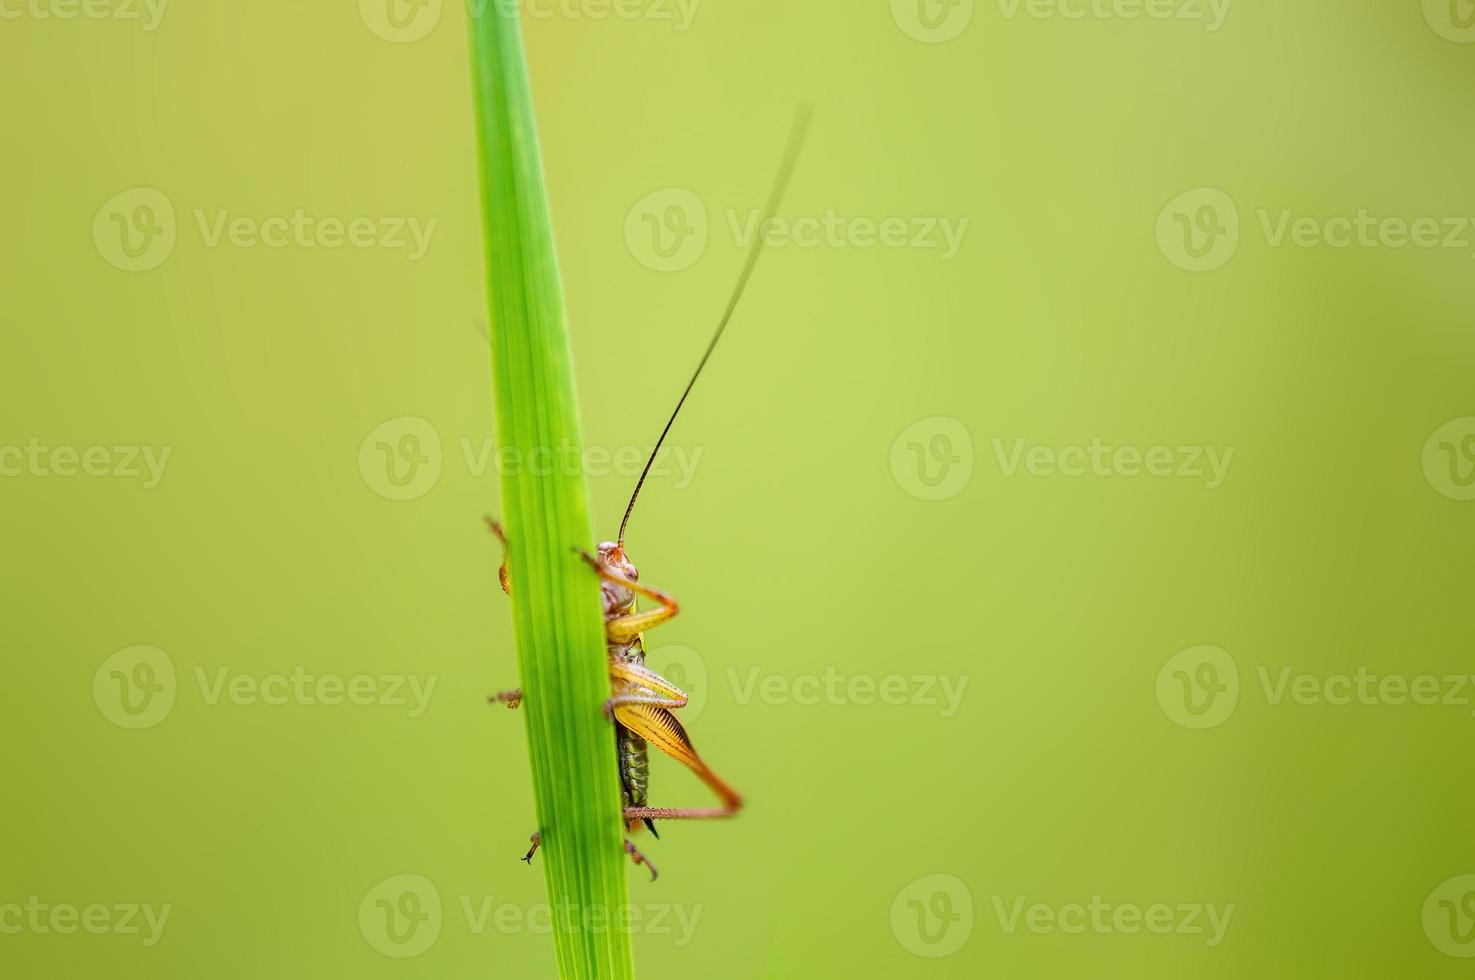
3;1;1474;977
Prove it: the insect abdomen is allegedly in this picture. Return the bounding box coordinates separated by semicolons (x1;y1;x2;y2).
618;725;649;809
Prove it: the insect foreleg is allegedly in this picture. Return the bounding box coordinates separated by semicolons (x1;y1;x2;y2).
484;516;511;595
574;549;679;642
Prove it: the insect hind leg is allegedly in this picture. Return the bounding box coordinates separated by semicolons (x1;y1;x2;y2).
623;804;740;822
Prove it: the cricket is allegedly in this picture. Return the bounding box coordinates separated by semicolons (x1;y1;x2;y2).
484;110;811;881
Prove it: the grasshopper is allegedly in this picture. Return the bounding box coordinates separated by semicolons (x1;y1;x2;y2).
486;110;810;881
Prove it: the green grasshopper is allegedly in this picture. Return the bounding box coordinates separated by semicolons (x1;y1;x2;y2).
487;110;810;881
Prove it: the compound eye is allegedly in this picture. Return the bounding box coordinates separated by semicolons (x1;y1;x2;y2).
627;567;638;582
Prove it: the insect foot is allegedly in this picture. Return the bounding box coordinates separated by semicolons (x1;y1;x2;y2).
489;689;522;709
624;838;659;881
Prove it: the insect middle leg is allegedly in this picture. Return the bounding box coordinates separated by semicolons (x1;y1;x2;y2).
604;659;687;717
489;689;522;709
492;659;681;715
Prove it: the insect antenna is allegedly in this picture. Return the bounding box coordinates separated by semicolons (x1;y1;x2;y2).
617;106;813;546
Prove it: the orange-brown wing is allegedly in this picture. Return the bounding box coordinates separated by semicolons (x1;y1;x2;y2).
614;702;700;770
613;702;742;808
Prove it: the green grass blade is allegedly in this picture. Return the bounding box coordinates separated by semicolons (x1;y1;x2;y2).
466;9;634;979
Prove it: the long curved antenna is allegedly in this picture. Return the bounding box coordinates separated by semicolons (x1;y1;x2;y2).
618;106;812;545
